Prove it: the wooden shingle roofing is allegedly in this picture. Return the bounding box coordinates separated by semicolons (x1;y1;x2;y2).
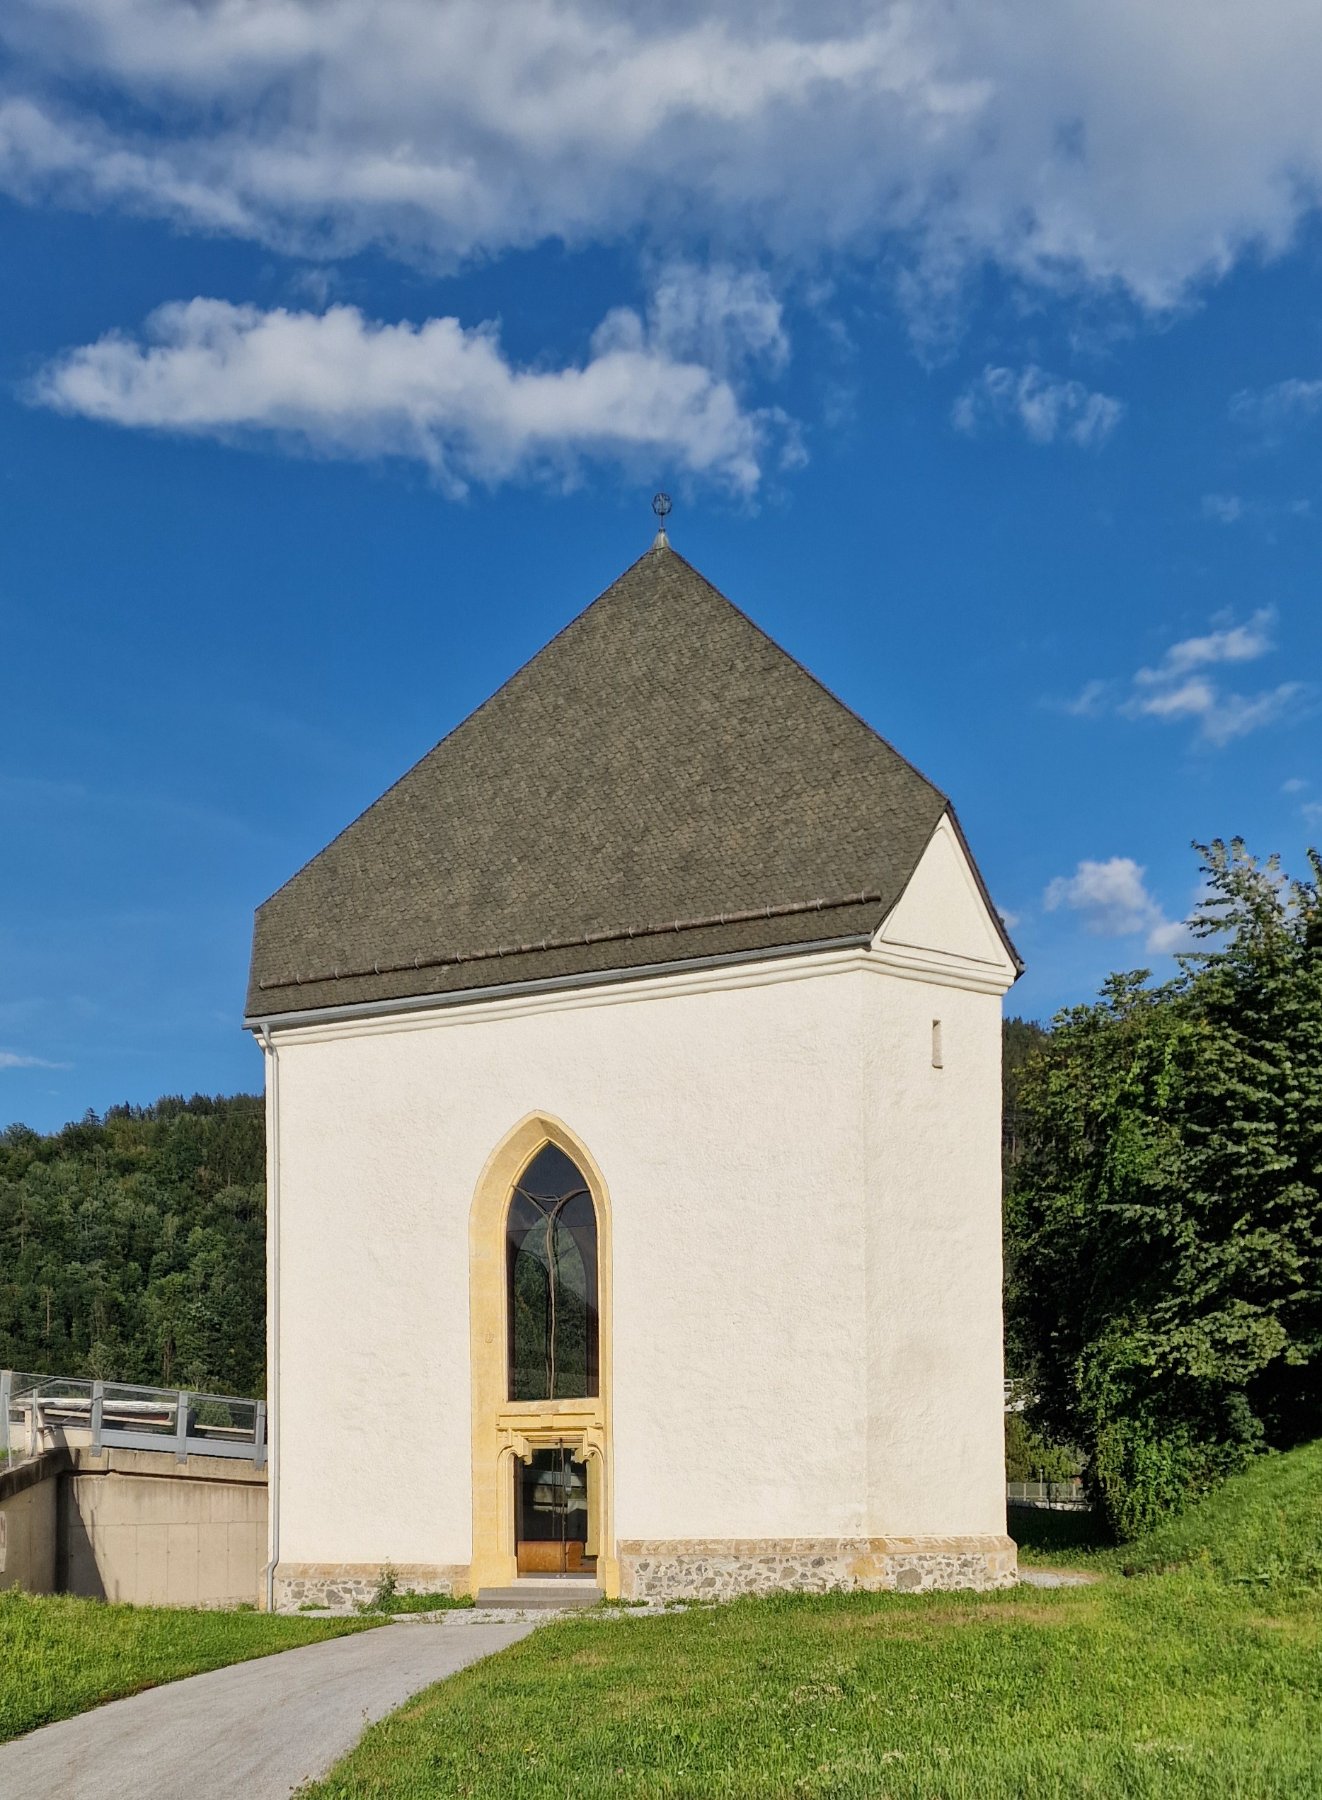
246;542;1013;1022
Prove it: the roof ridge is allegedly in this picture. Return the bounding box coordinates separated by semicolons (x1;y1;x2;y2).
658;545;950;808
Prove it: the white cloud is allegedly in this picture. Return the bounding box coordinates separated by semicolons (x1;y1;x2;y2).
953;365;1124;446
1282;777;1307;793
1144;916;1198;955
0;1048;69;1070
1045;857;1159;937
1058;679;1113;718
1201;492;1312;525
1158;685;1304;746
1230;377;1322;431
29;289;792;494
1302;801;1322;828
1043;856;1192;954
1134;610;1277;681
1202;493;1244;524
3;2;1322;310
644;264;789;379
1061;607;1307;748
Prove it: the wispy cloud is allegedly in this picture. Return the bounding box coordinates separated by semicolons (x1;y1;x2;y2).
1058;678;1112;719
1202;492;1312;526
1230;377;1322;432
1126;680;1303;745
1123;609;1303;745
1134;611;1277;680
952;365;1124;447
0;1048;70;1070
1057;608;1308;748
1043;857;1193;955
29;277;796;495
1203;493;1245;524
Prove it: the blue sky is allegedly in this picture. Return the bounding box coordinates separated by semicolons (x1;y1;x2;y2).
2;2;1321;1131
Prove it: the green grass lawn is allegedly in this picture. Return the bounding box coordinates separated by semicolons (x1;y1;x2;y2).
0;1589;378;1743
306;1443;1322;1799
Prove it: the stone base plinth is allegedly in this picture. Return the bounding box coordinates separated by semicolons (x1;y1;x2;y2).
616;1535;1017;1602
272;1561;466;1612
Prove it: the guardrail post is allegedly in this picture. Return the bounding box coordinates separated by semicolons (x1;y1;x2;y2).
90;1380;104;1455
254;1400;267;1471
176;1391;191;1464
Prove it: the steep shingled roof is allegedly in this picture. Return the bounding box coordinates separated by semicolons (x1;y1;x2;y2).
246;542;1010;1021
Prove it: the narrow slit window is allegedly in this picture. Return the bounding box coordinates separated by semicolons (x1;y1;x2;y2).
931;1019;944;1069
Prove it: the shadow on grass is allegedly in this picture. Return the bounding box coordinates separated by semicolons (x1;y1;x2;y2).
1009;1502;1113;1565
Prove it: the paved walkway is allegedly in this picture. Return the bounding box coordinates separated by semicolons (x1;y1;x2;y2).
0;1615;536;1800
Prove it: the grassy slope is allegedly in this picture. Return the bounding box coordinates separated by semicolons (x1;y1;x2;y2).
0;1590;377;1743
306;1444;1322;1800
1109;1438;1322;1585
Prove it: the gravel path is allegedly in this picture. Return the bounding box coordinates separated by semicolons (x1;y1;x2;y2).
0;1615;535;1800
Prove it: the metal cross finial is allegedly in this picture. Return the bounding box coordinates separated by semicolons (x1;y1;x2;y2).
651;491;672;546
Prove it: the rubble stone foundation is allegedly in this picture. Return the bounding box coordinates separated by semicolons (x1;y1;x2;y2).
616;1535;1017;1601
272;1562;466;1611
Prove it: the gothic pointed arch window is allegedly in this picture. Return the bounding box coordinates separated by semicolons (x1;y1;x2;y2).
506;1144;599;1401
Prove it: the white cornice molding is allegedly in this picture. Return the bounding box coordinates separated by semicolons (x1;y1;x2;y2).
249;933;1012;1048
865;937;1016;996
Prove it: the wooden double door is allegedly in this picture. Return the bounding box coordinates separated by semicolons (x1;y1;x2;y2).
515;1443;594;1575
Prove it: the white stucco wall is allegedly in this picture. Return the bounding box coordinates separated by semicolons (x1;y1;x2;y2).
866;814;1016;1536
265;820;1016;1572
862;975;1009;1534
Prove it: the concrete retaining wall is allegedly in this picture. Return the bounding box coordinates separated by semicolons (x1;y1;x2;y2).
0;1456;58;1594
0;1448;267;1607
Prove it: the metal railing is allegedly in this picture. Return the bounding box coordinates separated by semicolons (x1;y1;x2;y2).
1;1369;266;1471
1007;1478;1087;1510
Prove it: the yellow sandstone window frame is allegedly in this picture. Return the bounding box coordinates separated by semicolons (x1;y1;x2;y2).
467;1113;616;1595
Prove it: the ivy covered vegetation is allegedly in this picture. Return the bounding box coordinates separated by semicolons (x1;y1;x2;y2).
1007;840;1322;1538
0;1095;265;1396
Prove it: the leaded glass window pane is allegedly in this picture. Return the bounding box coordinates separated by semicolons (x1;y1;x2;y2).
506;1145;599;1401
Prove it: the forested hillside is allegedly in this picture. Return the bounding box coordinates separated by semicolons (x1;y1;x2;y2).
0;1095;265;1397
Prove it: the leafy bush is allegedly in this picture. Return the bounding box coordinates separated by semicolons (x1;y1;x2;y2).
1111;1436;1322;1589
1004;1410;1080;1483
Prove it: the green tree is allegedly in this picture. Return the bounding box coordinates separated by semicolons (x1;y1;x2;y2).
1007;841;1322;1538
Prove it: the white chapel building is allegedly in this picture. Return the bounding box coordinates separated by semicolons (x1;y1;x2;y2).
246;528;1022;1609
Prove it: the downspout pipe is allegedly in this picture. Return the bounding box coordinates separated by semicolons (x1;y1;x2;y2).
258;1023;281;1612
